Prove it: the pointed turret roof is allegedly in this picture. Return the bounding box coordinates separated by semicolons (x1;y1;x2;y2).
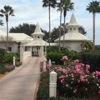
68;13;79;26
55;13;90;42
31;22;44;36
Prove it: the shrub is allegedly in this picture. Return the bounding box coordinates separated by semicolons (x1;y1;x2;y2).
0;63;6;74
15;61;22;67
53;58;100;99
47;52;64;65
37;72;49;100
5;65;15;72
81;51;100;72
3;53;17;64
48;96;65;100
0;48;5;63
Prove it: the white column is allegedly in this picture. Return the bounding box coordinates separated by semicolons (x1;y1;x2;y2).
41;45;44;57
30;46;32;56
20;46;24;62
43;57;46;69
45;43;47;56
49;70;57;97
49;59;52;66
13;56;16;66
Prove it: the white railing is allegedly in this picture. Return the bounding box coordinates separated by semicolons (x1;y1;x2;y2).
23;51;31;61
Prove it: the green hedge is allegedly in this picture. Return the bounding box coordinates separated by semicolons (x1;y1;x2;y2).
0;48;5;63
47;52;64;65
3;53;17;64
81;51;100;72
37;72;49;100
0;63;6;74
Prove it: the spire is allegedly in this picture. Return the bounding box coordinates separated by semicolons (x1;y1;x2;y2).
31;22;44;37
34;22;42;32
68;13;78;26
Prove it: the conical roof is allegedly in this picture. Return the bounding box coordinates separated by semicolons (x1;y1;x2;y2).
31;22;44;36
68;13;79;26
55;13;90;42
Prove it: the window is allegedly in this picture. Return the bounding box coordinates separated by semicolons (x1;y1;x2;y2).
74;28;76;30
70;28;72;30
8;47;12;51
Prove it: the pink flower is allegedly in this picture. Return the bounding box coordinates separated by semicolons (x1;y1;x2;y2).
74;59;79;64
59;75;65;79
98;90;100;94
65;84;69;87
77;79;80;83
86;64;90;69
43;68;47;71
46;64;51;69
85;88;88;91
86;70;90;74
61;56;68;61
60;79;64;84
73;89;77;93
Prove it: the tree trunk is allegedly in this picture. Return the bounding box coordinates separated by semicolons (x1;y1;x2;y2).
63;15;66;48
59;1;62;52
49;5;51;47
93;12;95;49
6;21;8;51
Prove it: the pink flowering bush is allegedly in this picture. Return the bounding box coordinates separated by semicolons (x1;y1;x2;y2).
5;65;15;72
53;58;100;99
15;61;22;67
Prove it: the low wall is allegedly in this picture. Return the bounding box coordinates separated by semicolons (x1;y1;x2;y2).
23;51;31;61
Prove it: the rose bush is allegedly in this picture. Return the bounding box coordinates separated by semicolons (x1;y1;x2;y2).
51;56;100;99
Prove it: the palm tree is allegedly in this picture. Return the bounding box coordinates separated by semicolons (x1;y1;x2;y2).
62;0;74;47
86;1;100;47
42;0;57;46
0;5;14;51
0;14;3;26
81;41;94;50
0;20;3;26
57;0;63;51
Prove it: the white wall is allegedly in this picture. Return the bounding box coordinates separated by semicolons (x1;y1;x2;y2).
23;51;31;61
59;41;82;52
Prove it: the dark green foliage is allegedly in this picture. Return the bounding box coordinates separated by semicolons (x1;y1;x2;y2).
0;63;6;74
48;97;57;100
37;72;49;100
0;48;5;63
47;52;64;65
3;53;17;64
81;51;100;72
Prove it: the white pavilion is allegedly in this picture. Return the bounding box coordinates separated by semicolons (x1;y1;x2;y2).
23;22;49;57
55;13;91;52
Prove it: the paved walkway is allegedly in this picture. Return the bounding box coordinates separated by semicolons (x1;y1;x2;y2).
0;57;42;100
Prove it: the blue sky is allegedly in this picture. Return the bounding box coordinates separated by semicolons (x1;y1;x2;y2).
0;0;100;45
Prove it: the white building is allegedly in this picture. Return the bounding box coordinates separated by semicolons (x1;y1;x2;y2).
55;13;91;52
0;13;91;53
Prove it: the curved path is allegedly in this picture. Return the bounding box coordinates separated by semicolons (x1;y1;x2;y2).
0;57;42;100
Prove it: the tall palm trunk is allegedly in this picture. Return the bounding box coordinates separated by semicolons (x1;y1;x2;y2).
6;16;8;51
63;15;66;47
93;12;95;49
49;4;51;47
63;10;66;48
59;1;62;51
